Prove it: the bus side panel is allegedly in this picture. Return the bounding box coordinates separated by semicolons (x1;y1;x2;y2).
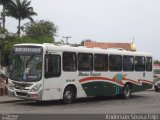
78;72;125;97
81;81;117;96
132;83;152;92
124;71;153;93
42;78;62;101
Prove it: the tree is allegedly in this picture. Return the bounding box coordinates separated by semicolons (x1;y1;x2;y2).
0;28;9;66
154;60;160;64
4;36;53;51
2;35;53;66
0;26;9;66
24;20;57;42
0;0;12;29
7;0;37;37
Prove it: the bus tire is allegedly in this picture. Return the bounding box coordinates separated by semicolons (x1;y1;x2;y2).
155;88;159;92
63;87;75;104
122;84;132;99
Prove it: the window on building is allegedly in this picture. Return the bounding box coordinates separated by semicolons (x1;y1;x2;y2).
78;53;93;71
94;54;108;71
135;56;145;71
123;56;134;71
45;54;61;78
109;55;122;71
146;57;152;71
63;52;77;71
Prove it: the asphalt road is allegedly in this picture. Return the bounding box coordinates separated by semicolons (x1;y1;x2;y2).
0;91;160;114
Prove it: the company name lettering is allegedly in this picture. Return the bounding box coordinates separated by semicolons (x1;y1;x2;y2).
78;72;101;77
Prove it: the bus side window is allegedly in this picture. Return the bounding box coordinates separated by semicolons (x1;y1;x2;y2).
135;56;145;71
94;54;108;71
63;52;77;71
123;56;134;71
78;53;93;71
45;54;61;78
109;55;122;71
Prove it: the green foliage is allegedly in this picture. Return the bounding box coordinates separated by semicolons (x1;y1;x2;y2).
7;0;37;20
54;39;65;45
7;0;37;36
1;36;52;66
24;20;57;40
154;60;160;64
0;0;12;29
2;20;57;57
0;0;11;5
0;27;8;34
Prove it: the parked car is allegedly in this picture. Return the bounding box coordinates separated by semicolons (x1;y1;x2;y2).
154;68;160;83
154;78;160;92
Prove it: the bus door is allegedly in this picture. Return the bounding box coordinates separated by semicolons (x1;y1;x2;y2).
114;73;123;95
43;52;61;100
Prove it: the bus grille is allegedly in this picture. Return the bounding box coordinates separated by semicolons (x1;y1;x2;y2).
14;82;32;90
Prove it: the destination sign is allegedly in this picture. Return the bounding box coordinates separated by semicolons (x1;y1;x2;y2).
14;46;43;54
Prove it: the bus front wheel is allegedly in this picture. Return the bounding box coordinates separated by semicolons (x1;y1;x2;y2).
63;87;74;104
122;84;132;99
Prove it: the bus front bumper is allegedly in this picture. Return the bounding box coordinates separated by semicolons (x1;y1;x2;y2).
7;88;42;101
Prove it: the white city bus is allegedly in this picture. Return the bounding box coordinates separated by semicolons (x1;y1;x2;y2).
8;43;153;103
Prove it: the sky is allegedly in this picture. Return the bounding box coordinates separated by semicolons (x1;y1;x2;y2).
1;0;160;59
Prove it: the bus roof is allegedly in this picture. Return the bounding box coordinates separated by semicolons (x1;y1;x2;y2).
14;43;152;57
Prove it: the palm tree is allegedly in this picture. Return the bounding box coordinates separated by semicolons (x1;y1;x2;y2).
7;0;37;37
0;0;12;29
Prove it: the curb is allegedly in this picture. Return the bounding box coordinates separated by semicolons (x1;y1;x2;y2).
0;99;26;104
146;89;154;91
0;95;26;104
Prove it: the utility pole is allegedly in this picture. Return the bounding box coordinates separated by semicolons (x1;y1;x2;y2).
63;36;71;45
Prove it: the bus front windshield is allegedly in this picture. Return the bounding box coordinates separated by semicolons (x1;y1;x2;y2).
9;54;43;82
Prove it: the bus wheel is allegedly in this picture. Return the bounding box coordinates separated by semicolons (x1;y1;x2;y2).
122;84;132;99
155;88;159;92
63;87;74;104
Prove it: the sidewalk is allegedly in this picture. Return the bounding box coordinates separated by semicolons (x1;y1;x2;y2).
0;95;25;104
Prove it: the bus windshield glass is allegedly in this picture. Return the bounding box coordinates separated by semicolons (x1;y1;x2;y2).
9;46;43;82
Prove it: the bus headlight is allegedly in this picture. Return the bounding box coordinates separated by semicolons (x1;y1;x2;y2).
30;84;42;92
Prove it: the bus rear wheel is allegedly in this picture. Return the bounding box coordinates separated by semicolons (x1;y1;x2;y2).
122;84;132;99
63;87;75;104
